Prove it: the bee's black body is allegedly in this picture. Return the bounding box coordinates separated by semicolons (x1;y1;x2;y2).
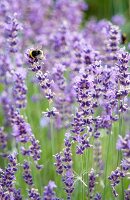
31;50;42;58
29;49;43;62
121;33;127;44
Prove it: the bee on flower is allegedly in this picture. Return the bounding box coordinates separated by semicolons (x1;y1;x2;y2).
26;47;45;65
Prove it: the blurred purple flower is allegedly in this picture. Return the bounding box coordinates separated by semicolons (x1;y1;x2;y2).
4;14;21;53
0;127;7;149
12;73;27;109
124;185;130;200
94;140;104;175
43;181;58;200
116;133;130;157
94;193;102;200
112;15;126;26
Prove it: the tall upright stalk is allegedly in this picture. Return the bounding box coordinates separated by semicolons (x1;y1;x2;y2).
103;133;111;200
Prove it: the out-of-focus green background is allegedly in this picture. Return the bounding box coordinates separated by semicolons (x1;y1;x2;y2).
85;0;130;41
85;0;130;20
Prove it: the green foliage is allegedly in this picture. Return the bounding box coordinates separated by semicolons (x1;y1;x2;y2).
85;0;130;20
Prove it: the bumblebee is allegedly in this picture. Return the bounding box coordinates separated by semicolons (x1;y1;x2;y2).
29;49;44;61
121;33;127;45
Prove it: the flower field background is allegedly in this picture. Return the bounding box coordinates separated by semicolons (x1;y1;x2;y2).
0;0;130;200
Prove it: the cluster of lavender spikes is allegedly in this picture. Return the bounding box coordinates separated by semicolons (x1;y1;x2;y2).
0;0;130;199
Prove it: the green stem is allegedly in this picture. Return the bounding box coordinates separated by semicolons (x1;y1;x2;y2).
87;149;90;200
118;113;124;200
103;133;111;200
50;117;56;180
82;154;84;200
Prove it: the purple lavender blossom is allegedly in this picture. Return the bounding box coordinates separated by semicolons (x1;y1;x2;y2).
0;127;7;149
105;22;120;61
116;132;130;183
54;153;64;175
13;189;22;200
112;15;126;26
88;168;97;199
28;188;41;200
121;159;130;171
0;186;10;200
30;136;41;162
0;153;17;192
20;135;42;169
94;193;102;200
54;133;74;199
93;140;104;175
26;50;54;100
43;181;58;200
4;14;21;53
52;64;66;91
108;167;125;197
0;54;11;80
23;161;33;186
62;169;74;200
9;107;32;143
124;185;130;200
62;133;74;199
1;0;130;199
42;107;59;118
12;73;27;109
71;68;96;153
116;133;130;157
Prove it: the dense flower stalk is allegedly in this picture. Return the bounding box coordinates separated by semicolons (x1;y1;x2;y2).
12;73;27;109
0;0;130;199
105;22;120;62
72;59;100;153
43;181;58;200
0;127;7;149
54;153;63;175
23;161;33;186
108;132;130;197
88;168;97;199
0;153;17;193
94;193;102;200
108;167;125;197
124;185;130;200
117;133;130;158
13;189;22;200
30;136;41;159
9;107;32;143
4;14;21;53
55;133;74;199
117;132;130;178
28;188;41;200
93;140;104;175
26;51;54;100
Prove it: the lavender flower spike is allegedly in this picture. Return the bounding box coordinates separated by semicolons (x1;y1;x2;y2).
0;153;17;192
124;185;130;200
12;72;27;109
43;181;59;200
23;161;33;186
28;188;41;200
108;167;125;197
0;127;7;149
4;14;21;53
88;168;97;199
